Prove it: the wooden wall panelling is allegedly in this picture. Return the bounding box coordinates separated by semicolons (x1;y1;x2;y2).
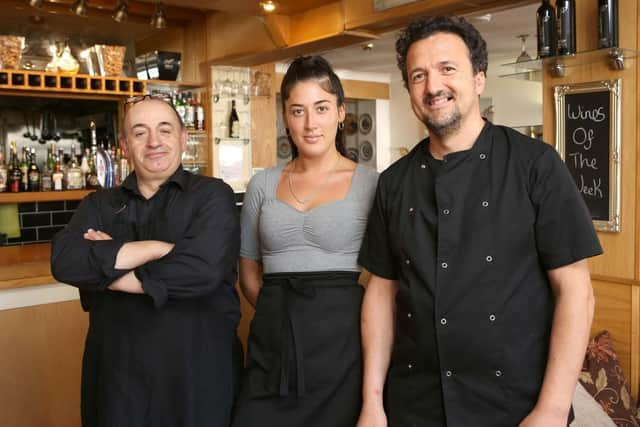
542;0;637;281
250;63;278;169
0;301;88;427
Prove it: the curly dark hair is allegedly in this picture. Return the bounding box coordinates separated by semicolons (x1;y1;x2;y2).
280;55;347;159
396;15;488;88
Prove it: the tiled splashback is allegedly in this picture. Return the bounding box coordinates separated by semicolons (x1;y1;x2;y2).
7;200;80;245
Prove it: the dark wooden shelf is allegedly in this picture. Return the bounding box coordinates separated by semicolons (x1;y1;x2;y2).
0;190;94;204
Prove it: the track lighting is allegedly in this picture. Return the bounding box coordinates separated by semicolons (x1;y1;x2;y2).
150;2;167;29
70;0;88;17
112;0;128;23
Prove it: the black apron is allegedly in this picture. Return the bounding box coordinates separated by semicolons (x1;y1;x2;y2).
233;271;363;427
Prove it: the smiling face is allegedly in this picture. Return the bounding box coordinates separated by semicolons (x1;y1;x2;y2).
283;79;345;159
406;32;485;137
122;99;187;184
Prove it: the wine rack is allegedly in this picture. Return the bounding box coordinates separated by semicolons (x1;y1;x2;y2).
0;69;147;96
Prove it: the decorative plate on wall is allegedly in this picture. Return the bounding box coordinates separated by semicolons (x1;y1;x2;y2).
346;147;359;162
360;140;374;162
344;113;358;135
359;113;373;135
277;135;292;159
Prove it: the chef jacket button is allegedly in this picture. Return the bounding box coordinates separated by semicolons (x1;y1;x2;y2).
442;208;450;215
445;370;453;377
409;207;414;213
405;259;411;265
420;164;427;169
440;318;447;325
495;370;502;377
407;312;412;318
482;201;489;207
486;255;493;263
441;262;448;269
408;363;413;369
489;314;496;322
479;153;487;160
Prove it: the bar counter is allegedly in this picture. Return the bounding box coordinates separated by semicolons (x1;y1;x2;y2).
0;243;55;290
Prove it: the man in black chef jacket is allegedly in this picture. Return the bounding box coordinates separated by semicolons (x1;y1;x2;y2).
356;16;602;427
51;95;241;427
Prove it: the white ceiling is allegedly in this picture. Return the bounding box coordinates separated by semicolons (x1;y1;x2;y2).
316;3;539;80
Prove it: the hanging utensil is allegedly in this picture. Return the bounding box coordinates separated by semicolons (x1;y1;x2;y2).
39;112;47;144
22;111;32;139
52;113;61;141
30;111;38;141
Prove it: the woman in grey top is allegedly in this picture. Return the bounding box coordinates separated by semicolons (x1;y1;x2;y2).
232;56;378;427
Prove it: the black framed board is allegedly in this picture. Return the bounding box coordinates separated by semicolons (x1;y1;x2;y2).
554;80;621;232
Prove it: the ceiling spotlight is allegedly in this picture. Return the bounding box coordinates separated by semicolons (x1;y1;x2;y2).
112;0;128;23
70;0;88;17
362;43;374;51
28;0;44;8
260;1;277;13
150;2;167;29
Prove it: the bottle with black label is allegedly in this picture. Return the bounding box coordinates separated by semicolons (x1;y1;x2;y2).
28;147;41;192
556;0;576;55
229;99;240;138
536;0;556;58
598;0;618;48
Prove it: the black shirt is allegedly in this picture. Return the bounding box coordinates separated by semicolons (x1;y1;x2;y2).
51;166;241;427
358;122;602;427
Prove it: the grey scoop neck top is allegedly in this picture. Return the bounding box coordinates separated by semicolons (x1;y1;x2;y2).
240;163;379;274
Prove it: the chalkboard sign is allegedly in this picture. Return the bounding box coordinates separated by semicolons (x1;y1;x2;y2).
555;80;621;232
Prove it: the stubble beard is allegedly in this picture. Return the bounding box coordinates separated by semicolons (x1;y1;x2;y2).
421;102;462;138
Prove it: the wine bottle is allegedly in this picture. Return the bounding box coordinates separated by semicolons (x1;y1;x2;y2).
598;0;618;48
0;151;7;193
19;147;29;192
229;99;240;138
28;147;41;192
536;0;556;58
556;0;576;55
8;142;21;193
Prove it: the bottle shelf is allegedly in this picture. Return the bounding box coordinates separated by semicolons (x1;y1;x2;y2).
0;189;94;204
0;69;148;96
500;47;638;79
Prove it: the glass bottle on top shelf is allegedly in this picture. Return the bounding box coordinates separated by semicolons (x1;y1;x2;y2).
536;0;556;58
556;0;576;55
598;0;618;49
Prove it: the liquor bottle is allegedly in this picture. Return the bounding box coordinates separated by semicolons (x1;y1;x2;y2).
80;148;91;189
195;92;205;130
41;152;53;192
0;151;7;193
58;147;68;190
556;0;576;55
118;148;130;184
47;144;56;175
8;142;21;193
536;0;556;58
184;92;195;128
598;0;618;48
66;148;83;190
229;99;240;138
85;154;100;189
175;92;187;125
19;147;29;192
52;158;64;191
28;147;41;192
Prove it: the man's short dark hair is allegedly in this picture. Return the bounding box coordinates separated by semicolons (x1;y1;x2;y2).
396;15;488;88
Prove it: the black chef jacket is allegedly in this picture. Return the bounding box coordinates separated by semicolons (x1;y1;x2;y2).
358;122;602;427
51;166;242;427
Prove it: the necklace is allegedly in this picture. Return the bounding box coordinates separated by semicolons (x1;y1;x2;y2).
288;155;341;205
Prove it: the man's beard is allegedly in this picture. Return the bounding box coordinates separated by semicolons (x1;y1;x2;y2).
421;92;462;137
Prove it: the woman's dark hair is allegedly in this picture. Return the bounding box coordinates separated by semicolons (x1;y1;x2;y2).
280;55;347;158
396;15;488;88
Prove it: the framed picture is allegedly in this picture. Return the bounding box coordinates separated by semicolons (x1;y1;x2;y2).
554;79;621;232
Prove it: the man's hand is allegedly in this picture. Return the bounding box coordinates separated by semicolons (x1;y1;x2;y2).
356;401;388;427
84;228;113;241
519;405;569;427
